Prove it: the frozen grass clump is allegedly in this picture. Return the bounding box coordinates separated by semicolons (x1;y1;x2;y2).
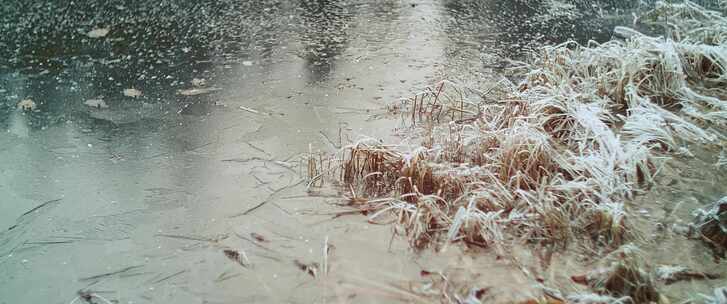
622;99;715;153
319;0;727;264
334;78;650;250
639;1;727;45
297;2;727;301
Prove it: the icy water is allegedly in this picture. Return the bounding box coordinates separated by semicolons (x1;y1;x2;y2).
1;1;724;303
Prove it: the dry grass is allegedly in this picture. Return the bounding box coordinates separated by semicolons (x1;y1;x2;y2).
326;1;727;253
306;2;727;301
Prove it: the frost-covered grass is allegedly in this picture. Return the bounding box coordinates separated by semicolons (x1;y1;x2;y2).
309;2;727;301
316;1;727;255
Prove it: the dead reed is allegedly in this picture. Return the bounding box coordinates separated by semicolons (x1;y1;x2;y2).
298;2;727;301
319;1;727;255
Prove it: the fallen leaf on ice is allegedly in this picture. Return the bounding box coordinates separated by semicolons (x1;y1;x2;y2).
84;99;109;109
87;28;110;38
123;88;142;98
17;99;36;111
191;78;207;87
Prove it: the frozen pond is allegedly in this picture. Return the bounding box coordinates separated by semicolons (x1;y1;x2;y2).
3;1;720;303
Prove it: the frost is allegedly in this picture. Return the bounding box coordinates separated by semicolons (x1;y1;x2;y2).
537;0;581;23
700;287;727;304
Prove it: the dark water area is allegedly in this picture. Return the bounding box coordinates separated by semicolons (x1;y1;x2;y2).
0;0;637;130
0;1;673;303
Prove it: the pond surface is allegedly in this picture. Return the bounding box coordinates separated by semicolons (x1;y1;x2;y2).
3;1;721;303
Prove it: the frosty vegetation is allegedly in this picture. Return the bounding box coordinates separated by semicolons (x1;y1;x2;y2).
309;1;727;302
326;0;726;251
